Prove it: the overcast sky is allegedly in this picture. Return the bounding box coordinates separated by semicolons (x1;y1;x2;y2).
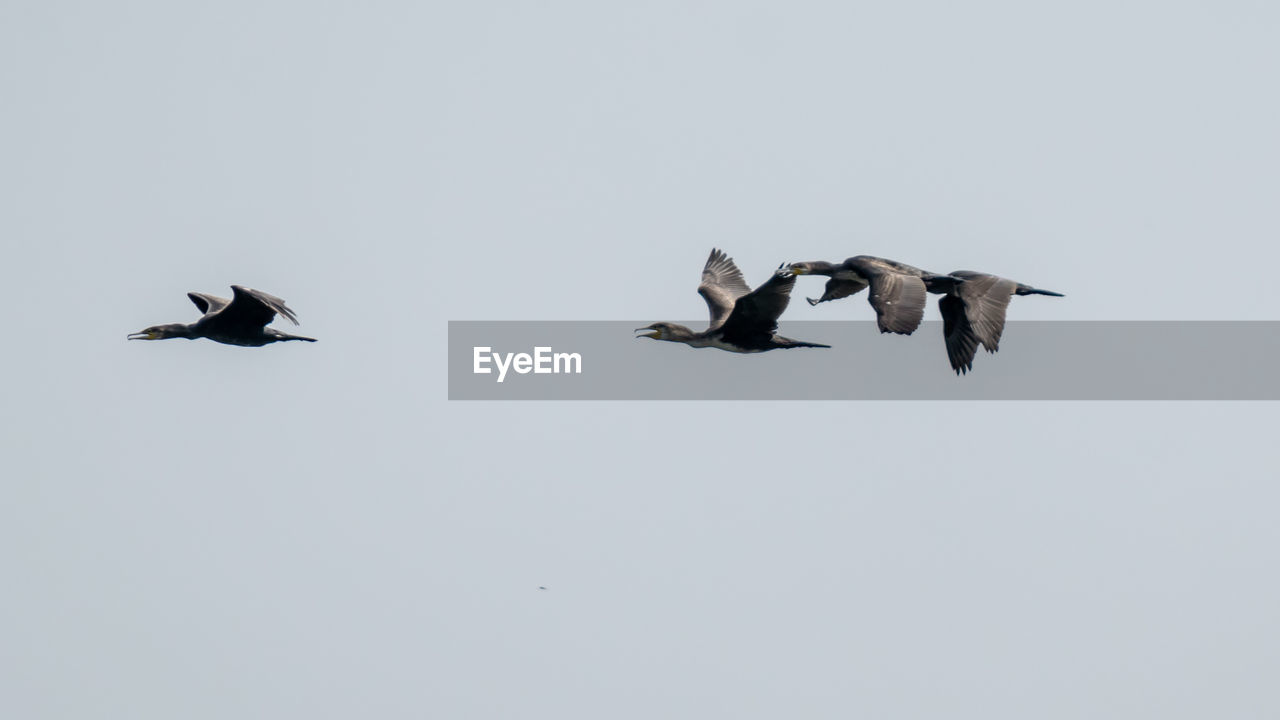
3;1;1279;718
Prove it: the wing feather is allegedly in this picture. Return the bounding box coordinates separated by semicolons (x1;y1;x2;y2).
717;268;797;347
866;273;927;335
198;285;301;336
807;277;868;306
952;273;1016;351
939;294;979;374
187;292;230;316
697;248;753;329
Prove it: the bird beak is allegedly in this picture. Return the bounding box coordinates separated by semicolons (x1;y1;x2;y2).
127;331;156;340
634;326;660;339
788;264;809;275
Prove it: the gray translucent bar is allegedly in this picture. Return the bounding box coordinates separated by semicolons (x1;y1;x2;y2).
448;321;1280;400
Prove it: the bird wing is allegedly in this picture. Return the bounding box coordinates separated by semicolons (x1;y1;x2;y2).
718;267;796;345
939;294;980;374
807;277;868;306
953;273;1016;351
202;285;301;333
865;272;927;335
187;292;231;316
697;248;753;329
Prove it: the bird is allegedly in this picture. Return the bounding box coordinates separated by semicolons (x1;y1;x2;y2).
636;249;831;352
788;256;1064;373
786;256;961;335
129;285;316;346
935;271;1063;374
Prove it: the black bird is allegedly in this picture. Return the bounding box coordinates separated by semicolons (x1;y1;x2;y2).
636;249;830;352
129;285;316;346
787;256;961;335
936;271;1063;374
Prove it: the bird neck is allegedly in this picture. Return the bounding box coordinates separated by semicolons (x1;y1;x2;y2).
662;324;702;344
923;274;963;294
801;261;839;276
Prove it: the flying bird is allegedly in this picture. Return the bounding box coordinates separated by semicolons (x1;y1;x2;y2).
788;256;1064;374
636;249;830;352
129;285;316;346
787;256;961;335
936;271;1063;374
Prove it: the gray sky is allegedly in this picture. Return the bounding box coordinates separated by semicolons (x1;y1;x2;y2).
3;1;1279;718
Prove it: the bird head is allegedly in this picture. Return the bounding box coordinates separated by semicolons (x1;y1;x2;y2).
634;322;670;340
786;261;834;276
128;323;190;341
635;322;696;343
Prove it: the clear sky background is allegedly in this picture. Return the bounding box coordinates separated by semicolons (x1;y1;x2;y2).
3;1;1279;717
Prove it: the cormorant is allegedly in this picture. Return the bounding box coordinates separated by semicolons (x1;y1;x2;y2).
636;249;830;352
789;256;1063;373
936;271;1063;374
129;285;316;346
787;256;960;335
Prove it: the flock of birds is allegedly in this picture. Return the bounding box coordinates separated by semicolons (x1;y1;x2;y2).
636;249;1063;374
129;250;1062;376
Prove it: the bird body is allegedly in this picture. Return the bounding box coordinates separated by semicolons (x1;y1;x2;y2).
788;255;957;335
130;285;315;346
934;270;1062;374
197;327;315;347
637;249;830;353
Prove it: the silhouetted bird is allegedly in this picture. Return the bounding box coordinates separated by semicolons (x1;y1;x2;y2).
935;271;1063;374
790;257;1063;374
787;256;961;335
129;285;316;346
636;249;830;352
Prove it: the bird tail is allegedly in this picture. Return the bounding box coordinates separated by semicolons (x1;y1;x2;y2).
1016;286;1064;297
777;337;831;349
281;333;318;342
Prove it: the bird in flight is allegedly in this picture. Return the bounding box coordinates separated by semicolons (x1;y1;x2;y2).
636;249;830;352
789;256;1063;373
787;255;961;335
129;285;316;346
934;271;1063;374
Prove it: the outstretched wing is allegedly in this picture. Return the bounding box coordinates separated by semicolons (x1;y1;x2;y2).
865;272;927;335
718;267;797;346
201;285;301;335
939;294;979;374
806;277;868;306
697;248;753;329
187;292;231;316
951;272;1016;351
